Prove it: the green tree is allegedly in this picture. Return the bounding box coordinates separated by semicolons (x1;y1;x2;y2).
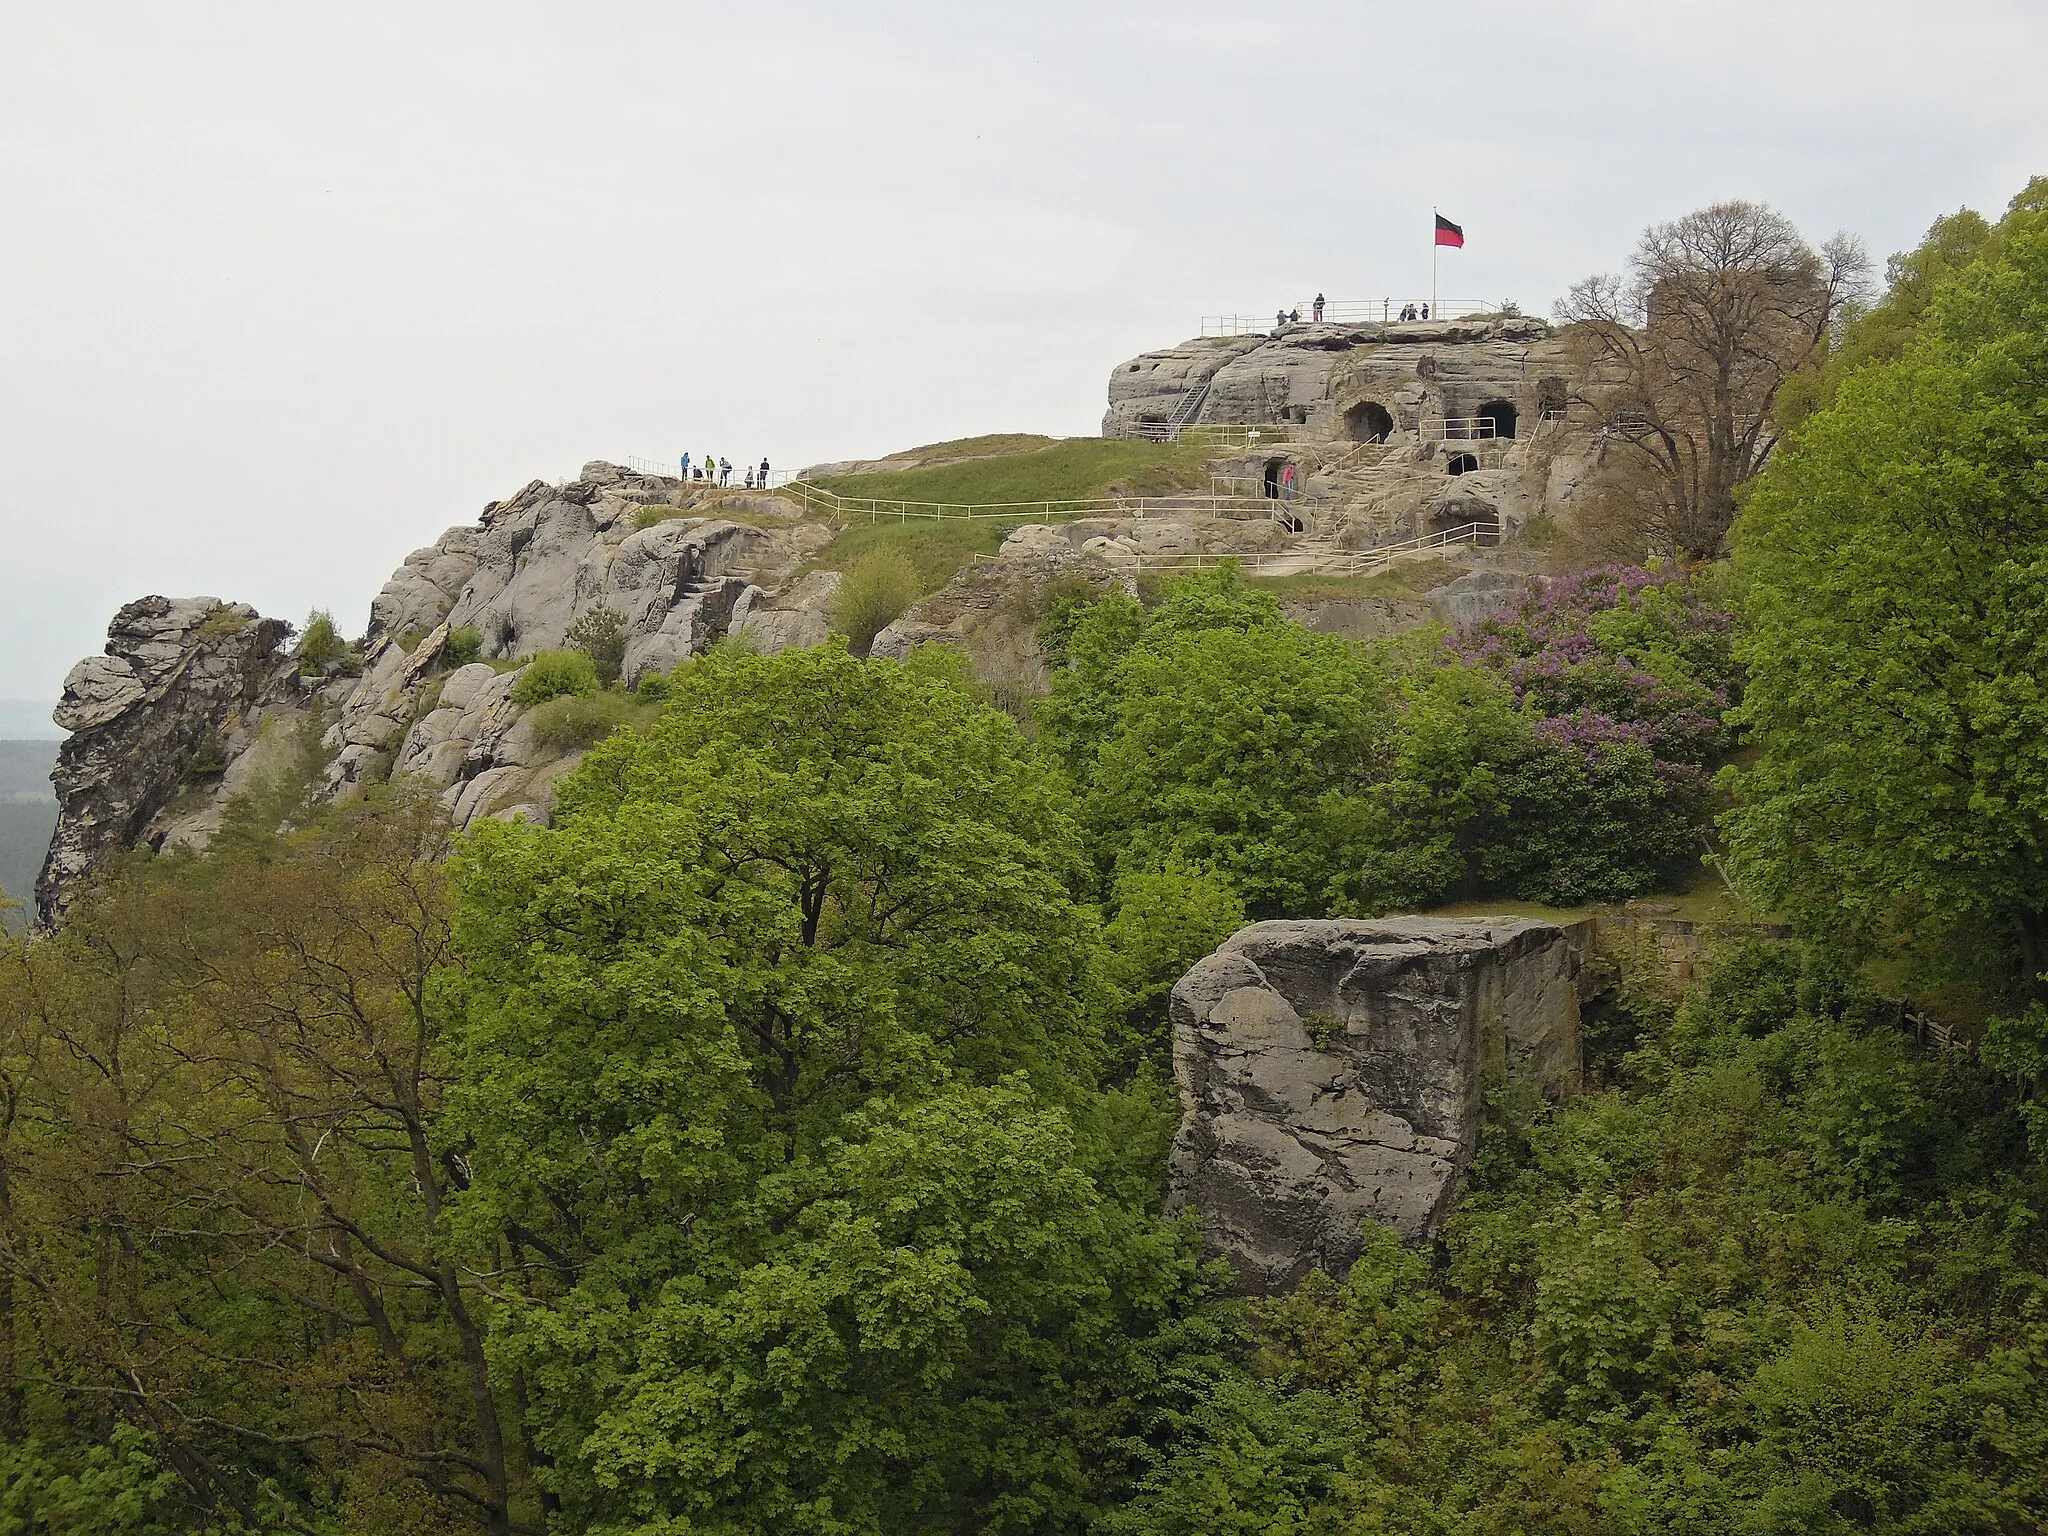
1096;861;1247;1073
1726;179;2048;998
564;603;629;687
0;791;522;1533
445;643;1210;1532
1037;568;1396;916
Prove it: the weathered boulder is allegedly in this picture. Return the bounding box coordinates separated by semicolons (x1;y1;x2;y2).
37;597;289;924
1431;568;1526;627
1167;917;1578;1293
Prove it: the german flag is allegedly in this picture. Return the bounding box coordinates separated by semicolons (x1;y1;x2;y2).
1434;214;1465;248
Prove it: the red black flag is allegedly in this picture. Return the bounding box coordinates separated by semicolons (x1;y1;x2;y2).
1434;214;1465;248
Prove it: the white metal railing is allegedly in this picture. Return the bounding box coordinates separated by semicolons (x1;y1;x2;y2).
1418;417;1499;442
1201;300;1505;337
1129;521;1498;576
1145;423;1309;451
620;458;1285;525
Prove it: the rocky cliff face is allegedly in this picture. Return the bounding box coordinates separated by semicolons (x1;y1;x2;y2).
1104;317;1564;441
37;597;291;924
1167;917;1579;1292
1105;317;1613;551
35;464;840;922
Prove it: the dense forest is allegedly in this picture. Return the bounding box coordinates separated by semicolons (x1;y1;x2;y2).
3;180;2046;1533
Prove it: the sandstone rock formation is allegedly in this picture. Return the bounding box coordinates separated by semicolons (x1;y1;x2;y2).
1105;318;1560;443
37;597;290;923
36;467;839;920
1167;917;1579;1293
1104;317;1614;555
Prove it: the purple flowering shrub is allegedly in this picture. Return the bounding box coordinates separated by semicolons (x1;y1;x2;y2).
1453;565;1739;766
1431;565;1740;905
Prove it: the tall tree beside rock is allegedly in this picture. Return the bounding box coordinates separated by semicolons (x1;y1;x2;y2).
1557;201;1868;559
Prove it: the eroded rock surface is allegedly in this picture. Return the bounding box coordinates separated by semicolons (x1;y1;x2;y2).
1167;917;1579;1292
38;468;838;917
38;597;289;924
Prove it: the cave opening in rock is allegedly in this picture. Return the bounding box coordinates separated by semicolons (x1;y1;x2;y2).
1263;458;1285;497
1478;399;1518;439
1447;453;1479;476
1536;376;1567;421
1344;401;1394;443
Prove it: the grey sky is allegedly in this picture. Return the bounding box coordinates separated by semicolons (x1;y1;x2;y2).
3;0;2044;706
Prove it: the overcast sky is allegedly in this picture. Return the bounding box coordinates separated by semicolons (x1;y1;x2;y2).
3;0;2044;712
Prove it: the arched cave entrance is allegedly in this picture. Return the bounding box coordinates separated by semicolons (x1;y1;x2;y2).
1345;401;1394;443
1263;458;1285;497
1536;377;1567;421
1478;399;1518;440
1446;453;1479;476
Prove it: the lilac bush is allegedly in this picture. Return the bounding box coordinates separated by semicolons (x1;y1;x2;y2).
1455;565;1738;762
1442;565;1740;903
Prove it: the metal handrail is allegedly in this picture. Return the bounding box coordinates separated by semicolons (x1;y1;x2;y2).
1419;417;1499;442
769;479;1280;525
1201;300;1505;337
1152;423;1312;451
620;456;1292;524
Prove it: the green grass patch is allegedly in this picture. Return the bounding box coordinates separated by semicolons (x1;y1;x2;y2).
812;437;1213;509
805;518;1025;594
868;433;1062;466
1422;858;1780;928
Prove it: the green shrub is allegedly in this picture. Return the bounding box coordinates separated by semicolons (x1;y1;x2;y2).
527;691;659;752
512;649;599;706
565;604;629;687
444;625;484;668
185;734;227;779
830;550;924;656
295;609;346;673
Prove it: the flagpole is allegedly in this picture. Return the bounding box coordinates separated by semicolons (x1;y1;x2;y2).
1432;206;1439;318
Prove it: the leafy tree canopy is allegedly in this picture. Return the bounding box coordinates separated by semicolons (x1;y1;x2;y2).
444;642;1217;1533
1727;179;2048;999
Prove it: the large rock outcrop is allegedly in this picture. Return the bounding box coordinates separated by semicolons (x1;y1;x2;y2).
37;466;842;919
1167;917;1579;1293
1104;318;1616;553
37;597;289;924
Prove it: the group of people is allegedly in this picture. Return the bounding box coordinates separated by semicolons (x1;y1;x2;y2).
1271;295;1432;331
679;452;773;489
1274;293;1333;329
